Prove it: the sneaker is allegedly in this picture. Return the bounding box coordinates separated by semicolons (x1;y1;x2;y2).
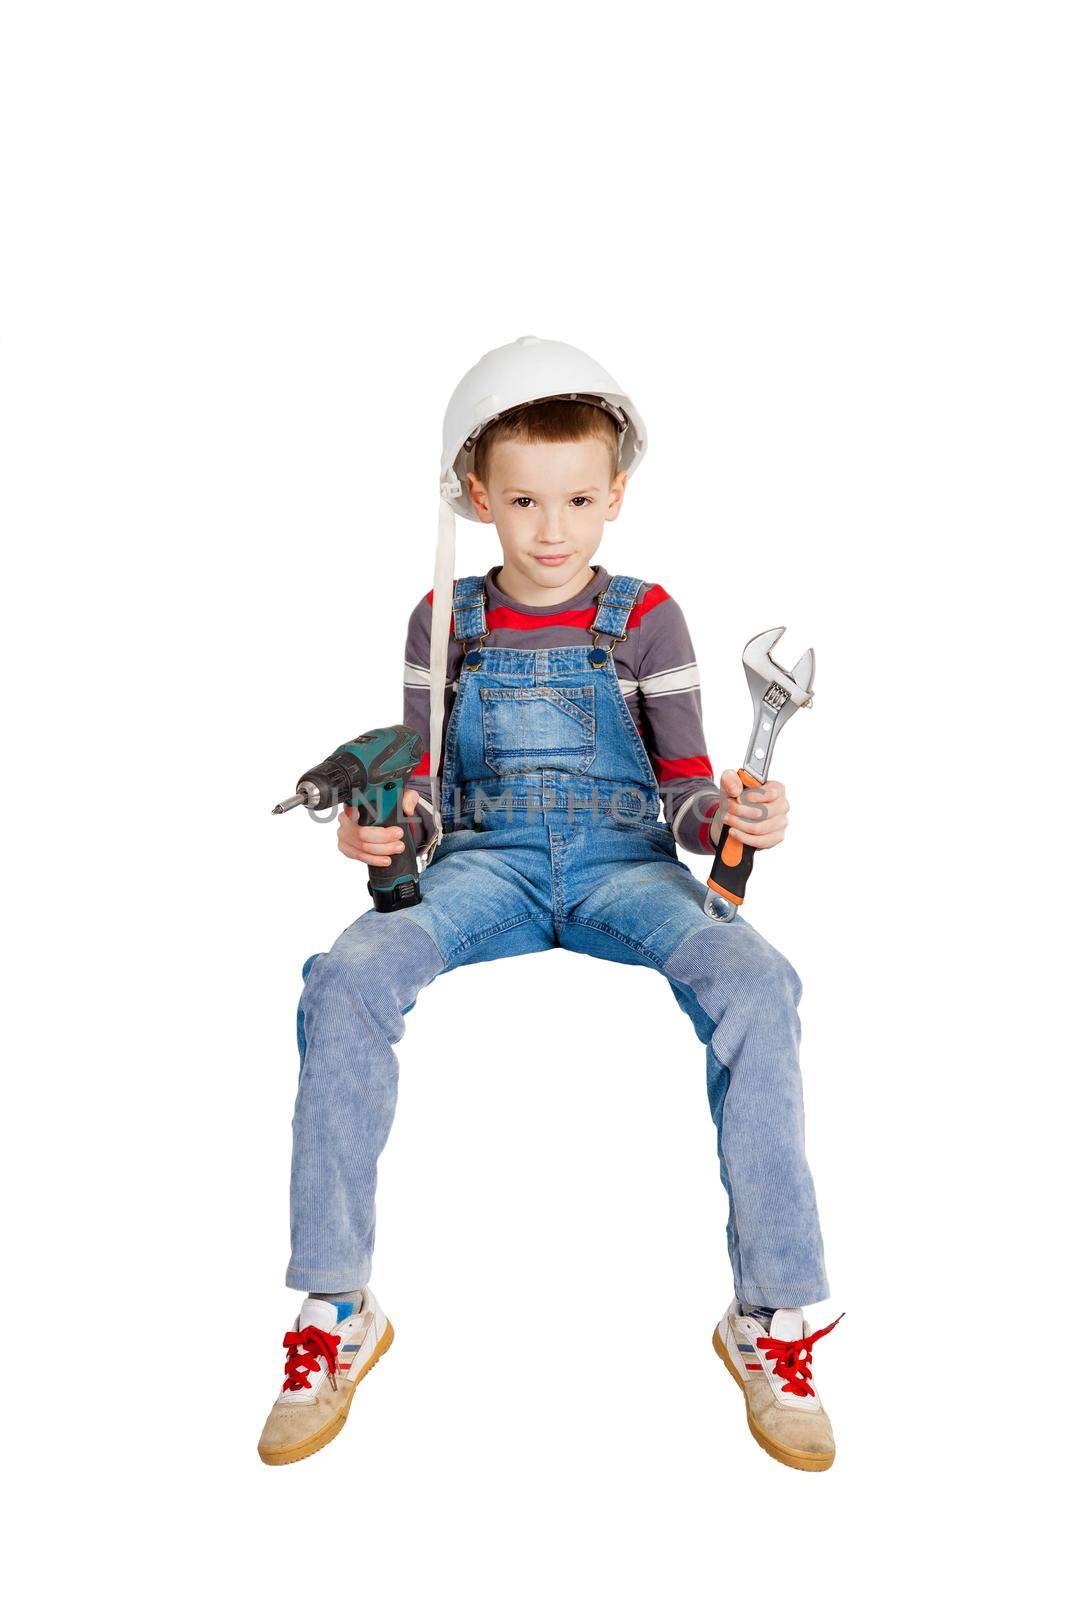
713;1299;842;1472
258;1288;394;1466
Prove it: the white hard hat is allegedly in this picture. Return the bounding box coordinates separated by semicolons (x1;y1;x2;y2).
427;336;647;831
440;334;648;518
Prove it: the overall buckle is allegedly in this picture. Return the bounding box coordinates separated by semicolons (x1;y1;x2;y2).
463;632;490;670
588;631;623;668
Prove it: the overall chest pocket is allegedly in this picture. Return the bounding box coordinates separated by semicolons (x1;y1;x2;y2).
480;685;596;775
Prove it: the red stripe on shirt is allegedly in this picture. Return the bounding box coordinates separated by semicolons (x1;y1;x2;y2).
484;601;599;632
627;583;670;627
424;583;670;636
653;755;714;783
413;751;430;777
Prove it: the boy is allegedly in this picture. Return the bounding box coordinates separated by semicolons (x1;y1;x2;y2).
259;337;840;1472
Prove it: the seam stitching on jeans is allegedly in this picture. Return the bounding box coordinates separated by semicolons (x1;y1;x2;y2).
451;911;534;953
566;915;666;969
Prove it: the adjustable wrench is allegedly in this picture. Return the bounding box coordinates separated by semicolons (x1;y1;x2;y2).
704;627;815;924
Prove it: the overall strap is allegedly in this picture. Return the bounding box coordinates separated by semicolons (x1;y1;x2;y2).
591;574;644;639
452;574;488;641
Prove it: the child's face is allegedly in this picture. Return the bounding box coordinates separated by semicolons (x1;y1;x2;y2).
467;436;628;597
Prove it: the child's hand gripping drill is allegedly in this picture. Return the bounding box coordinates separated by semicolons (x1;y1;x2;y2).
273;725;424;912
705;628;815;924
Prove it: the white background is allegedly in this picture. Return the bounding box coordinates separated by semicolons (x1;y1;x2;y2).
2;2;1063;1592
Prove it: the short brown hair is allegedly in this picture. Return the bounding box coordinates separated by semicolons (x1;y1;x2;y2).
473;398;620;487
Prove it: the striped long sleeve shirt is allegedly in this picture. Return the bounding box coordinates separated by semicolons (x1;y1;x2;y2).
401;564;724;854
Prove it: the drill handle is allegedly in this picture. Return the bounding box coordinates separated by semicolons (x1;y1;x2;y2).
358;778;421;912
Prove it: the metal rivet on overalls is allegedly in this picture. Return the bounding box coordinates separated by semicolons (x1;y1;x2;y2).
465;649;483;669
589;647;610;668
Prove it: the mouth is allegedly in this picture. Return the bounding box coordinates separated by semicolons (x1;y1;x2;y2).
533;553;572;566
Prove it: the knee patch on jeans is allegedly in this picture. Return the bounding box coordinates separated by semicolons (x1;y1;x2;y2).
666;923;802;1004
299;917;446;1043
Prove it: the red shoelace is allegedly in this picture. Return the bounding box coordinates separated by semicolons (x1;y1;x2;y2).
282;1325;341;1392
755;1313;844;1398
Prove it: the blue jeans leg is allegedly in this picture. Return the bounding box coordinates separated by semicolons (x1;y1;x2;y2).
562;824;829;1307
287;833;554;1292
288;914;445;1292
664;922;829;1307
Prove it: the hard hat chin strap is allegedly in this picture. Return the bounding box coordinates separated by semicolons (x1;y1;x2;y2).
428;486;460;834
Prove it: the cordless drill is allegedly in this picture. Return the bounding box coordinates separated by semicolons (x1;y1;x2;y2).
272;724;424;912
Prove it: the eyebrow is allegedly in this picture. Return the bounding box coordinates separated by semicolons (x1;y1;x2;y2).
502;485;601;495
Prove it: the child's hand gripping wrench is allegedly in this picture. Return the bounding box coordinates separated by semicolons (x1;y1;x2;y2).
704;627;815;924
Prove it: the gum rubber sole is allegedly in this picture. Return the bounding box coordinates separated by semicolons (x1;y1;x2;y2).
712;1326;834;1473
258;1319;395;1466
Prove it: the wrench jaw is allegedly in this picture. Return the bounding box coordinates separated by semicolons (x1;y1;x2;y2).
742;627;816;709
790;649;816;706
740;628;815;784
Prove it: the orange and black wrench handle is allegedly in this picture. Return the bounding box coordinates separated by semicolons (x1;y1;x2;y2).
705;769;765;909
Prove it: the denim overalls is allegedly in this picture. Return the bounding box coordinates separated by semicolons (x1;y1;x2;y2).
439;572;664;840
288;575;829;1310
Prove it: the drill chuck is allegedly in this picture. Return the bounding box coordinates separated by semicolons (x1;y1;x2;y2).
272;725;424;913
272;785;321;815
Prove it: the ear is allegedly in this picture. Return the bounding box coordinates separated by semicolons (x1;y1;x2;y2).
603;468;629;524
467;470;494;524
